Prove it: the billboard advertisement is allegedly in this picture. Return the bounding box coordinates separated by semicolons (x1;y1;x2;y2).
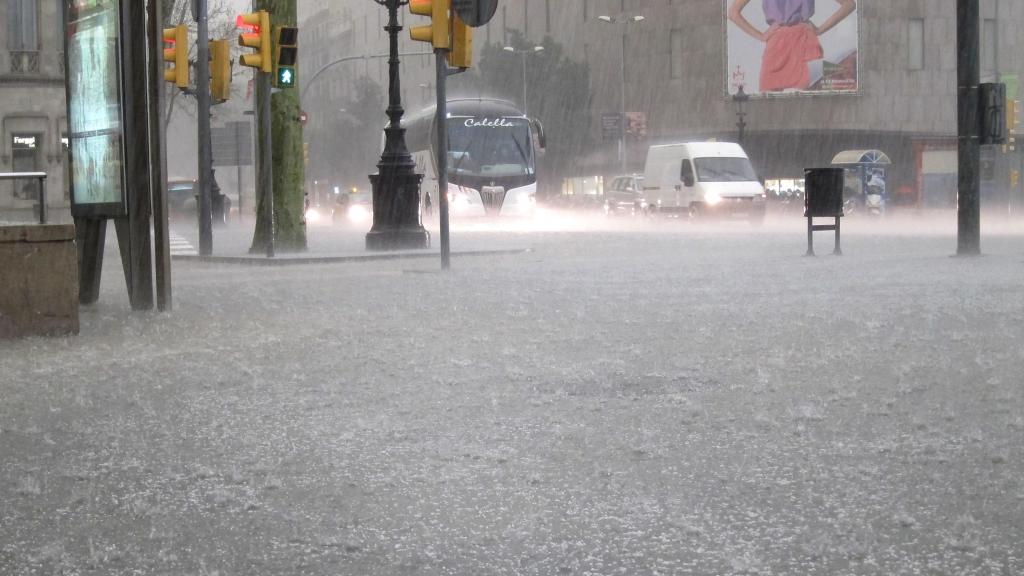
66;0;126;216
725;0;858;98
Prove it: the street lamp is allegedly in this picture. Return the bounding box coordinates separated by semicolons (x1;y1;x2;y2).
366;0;429;251
598;14;645;175
502;45;545;116
733;84;750;143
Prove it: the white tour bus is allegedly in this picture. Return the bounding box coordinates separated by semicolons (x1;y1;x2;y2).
404;98;545;217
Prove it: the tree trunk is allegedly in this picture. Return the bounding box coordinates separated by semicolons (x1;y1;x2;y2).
251;0;306;252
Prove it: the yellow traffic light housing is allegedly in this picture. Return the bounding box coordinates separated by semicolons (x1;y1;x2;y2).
448;13;472;68
210;39;232;103
274;26;298;88
237;11;271;73
409;0;450;49
162;25;189;89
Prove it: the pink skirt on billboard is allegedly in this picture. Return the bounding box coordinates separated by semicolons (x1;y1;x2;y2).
759;24;823;92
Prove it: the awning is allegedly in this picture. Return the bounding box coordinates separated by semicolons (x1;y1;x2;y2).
831;149;892;166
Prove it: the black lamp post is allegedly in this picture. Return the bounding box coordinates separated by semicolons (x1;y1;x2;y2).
733;85;750;143
366;0;428;251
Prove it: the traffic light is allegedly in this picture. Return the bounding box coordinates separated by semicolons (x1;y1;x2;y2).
409;0;450;49
274;26;298;88
237;11;271;73
162;25;189;89
448;13;472;68
210;39;232;103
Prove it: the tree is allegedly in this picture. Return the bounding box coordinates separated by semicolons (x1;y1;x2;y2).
250;0;306;253
161;0;238;132
456;32;594;198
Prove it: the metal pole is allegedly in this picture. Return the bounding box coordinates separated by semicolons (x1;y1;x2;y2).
957;0;981;255
436;50;450;270
260;72;275;257
620;32;627;175
38;175;46;224
196;0;213;255
522;52;528;116
148;0;171;311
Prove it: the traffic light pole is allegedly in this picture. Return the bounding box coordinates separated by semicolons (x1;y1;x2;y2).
196;0;214;256
436;50;450;270
957;0;981;255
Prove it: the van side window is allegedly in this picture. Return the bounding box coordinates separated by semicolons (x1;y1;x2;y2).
680;160;695;186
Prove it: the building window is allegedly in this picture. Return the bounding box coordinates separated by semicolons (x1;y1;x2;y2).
907;19;924;70
582;0;588;23
670;29;683;79
982;18;996;74
7;0;38;51
11;133;42;200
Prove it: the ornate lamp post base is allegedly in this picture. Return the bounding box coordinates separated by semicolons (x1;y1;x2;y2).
366;170;428;251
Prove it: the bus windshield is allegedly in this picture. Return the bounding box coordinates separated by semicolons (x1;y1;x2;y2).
448;117;534;178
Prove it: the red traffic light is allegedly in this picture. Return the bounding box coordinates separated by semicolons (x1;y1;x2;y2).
236;14;257;31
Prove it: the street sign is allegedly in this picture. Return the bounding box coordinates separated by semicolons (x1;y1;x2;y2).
602;113;622;142
452;0;498;27
212;121;253;167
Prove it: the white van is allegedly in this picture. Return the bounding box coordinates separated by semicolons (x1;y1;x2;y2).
642;142;766;221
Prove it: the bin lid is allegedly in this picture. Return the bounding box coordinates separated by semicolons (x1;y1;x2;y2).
831;149;891;166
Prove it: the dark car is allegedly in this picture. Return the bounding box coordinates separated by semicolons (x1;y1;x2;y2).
604;174;647;216
167;179;232;224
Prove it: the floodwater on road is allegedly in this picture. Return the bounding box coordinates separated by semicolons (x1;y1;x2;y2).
2;218;1023;575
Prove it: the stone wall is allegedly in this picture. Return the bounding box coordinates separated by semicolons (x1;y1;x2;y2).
0;224;79;338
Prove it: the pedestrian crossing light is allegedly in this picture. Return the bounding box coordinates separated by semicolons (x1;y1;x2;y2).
274;26;298;88
162;25;189;89
448;13;472;68
210;39;232;103
237;11;271;73
409;0;450;49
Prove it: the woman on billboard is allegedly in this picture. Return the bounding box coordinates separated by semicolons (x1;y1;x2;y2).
728;0;856;92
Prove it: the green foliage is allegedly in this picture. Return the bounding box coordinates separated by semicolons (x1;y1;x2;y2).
454;32;593;197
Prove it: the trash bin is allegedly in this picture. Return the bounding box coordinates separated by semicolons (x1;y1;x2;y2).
804;168;845;218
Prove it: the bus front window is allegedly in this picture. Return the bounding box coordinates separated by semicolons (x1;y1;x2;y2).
448;118;534;178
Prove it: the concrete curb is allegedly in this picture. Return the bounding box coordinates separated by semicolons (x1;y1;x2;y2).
171;247;533;266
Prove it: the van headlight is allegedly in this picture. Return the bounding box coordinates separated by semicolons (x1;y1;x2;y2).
704;191;723;206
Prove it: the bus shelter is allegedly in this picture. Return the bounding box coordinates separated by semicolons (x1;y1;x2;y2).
831;149;891;210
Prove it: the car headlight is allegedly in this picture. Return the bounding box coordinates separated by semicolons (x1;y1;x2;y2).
304;207;321;223
348;204;370;222
704;191;722;206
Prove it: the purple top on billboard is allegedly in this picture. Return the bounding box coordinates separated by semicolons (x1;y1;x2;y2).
763;0;814;26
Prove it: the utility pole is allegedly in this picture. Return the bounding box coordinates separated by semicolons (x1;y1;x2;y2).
195;0;214;256
957;0;981;255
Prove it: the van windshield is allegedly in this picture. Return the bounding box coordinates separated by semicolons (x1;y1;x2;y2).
694;157;757;183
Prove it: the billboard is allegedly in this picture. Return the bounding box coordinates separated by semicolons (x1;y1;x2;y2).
725;0;858;98
66;0;126;216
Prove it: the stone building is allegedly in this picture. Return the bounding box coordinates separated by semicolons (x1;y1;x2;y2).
301;1;1024;208
0;1;68;221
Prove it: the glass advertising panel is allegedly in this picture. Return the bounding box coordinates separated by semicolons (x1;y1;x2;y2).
65;0;125;216
725;0;859;98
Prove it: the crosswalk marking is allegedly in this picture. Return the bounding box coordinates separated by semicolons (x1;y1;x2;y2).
168;232;198;256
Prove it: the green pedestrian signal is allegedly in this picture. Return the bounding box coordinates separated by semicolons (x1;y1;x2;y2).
277;66;295;87
273;26;298;88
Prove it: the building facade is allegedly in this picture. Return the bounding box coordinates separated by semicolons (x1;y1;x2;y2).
0;0;68;221
300;1;1024;209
